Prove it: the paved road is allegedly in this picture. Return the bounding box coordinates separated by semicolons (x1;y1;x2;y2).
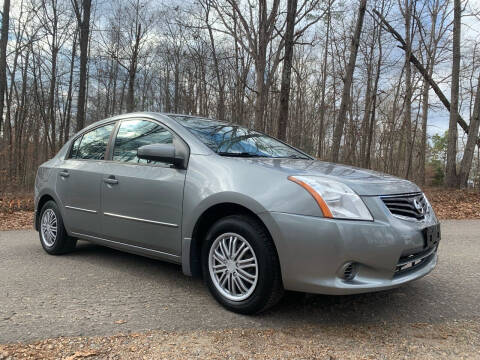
1;220;479;343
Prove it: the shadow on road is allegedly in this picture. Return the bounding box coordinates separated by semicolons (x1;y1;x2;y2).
69;240;449;326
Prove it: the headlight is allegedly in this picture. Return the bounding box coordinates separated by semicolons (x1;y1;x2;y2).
423;193;434;216
288;176;373;221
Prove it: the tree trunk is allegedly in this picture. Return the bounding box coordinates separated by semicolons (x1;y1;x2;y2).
276;0;297;141
74;0;92;132
0;0;10;135
366;46;382;169
48;45;58;154
173;59;179;113
403;0;413;179
204;1;226;120
445;0;461;187
127;21;142;113
419;77;430;185
127;64;136;112
255;56;267;131
316;0;332;158
330;0;367;162
65;30;77;142
360;60;373;167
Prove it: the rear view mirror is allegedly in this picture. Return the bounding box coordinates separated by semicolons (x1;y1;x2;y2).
137;144;185;168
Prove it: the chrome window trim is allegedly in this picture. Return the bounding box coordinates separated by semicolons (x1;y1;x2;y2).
102;160;174;168
64;115;191;167
65;205;98;214
63;157;176;169
103;212;179;228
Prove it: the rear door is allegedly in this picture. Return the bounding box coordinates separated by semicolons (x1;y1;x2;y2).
100;118;186;256
56;123;115;236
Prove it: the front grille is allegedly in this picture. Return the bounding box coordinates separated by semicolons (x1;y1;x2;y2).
381;192;427;220
395;246;436;277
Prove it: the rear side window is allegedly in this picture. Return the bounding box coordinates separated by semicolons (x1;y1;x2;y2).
113;119;173;164
70;123;114;160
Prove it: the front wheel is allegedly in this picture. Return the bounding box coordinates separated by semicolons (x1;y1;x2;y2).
202;215;283;314
38;200;77;255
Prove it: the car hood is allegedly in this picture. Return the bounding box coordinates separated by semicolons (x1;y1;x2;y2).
244;158;421;196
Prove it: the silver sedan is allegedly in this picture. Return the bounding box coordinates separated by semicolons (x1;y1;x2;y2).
34;112;441;314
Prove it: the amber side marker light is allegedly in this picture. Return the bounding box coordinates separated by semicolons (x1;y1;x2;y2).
288;176;333;218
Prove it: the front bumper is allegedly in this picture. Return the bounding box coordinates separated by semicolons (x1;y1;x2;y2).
259;196;439;295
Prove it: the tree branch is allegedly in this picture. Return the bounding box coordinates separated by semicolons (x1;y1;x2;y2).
371;8;480;148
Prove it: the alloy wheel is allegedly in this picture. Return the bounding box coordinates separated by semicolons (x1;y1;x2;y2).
208;232;258;301
40;208;57;247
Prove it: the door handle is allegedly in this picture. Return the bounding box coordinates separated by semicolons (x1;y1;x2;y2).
59;170;70;178
104;176;118;185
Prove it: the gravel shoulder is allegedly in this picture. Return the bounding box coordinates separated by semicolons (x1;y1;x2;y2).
1;220;479;359
1;321;480;360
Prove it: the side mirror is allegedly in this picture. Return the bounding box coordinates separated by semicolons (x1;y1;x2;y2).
137;144;185;168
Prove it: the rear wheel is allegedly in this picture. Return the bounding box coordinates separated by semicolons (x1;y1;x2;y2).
39;200;77;254
202;215;283;314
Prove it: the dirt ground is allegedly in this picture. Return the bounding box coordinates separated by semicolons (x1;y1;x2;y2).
1;321;479;360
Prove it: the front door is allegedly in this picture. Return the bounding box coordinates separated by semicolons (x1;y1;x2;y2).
56;123;115;236
100;118;186;256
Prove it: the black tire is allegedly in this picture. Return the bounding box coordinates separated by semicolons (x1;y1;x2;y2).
201;215;283;314
38;200;77;255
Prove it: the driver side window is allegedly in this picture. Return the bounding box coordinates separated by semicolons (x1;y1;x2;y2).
113;119;173;164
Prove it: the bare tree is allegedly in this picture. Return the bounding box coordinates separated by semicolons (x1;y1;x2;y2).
330;0;367;162
373;8;480;142
199;0;226;120
416;0;450;185
210;0;282;131
105;0;154;113
276;0;298;141
0;0;10;135
399;0;416;179
2;0;480;192
316;0;333;158
446;0;461;187
459;74;480;186
71;0;92;132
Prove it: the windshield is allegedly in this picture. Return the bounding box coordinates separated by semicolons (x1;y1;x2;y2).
171;116;311;159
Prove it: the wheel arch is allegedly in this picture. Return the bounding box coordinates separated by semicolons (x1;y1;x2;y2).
35;191;66;231
35;194;56;230
185;202;277;278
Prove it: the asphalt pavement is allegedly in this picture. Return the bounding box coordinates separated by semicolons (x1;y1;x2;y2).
1;220;479;343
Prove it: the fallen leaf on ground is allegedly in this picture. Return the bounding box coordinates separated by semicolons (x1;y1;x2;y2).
64;350;98;360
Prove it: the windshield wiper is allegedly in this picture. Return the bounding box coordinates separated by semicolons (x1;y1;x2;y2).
283;154;310;159
216;152;264;157
271;154;310;159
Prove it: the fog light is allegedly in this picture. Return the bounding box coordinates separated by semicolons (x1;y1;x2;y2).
341;262;358;281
